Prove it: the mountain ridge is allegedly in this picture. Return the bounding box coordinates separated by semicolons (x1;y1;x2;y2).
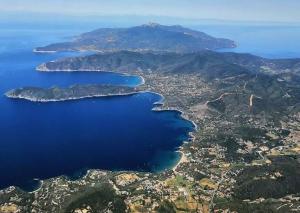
36;50;300;80
34;23;236;53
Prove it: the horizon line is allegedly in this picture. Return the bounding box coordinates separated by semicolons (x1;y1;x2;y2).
1;12;300;26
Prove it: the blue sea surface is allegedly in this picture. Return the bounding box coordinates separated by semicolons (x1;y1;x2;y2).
0;26;194;190
193;25;300;58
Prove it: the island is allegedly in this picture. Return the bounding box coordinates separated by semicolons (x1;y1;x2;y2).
5;84;139;102
34;23;236;53
2;25;300;213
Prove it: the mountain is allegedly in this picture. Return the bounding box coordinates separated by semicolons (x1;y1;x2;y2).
34;23;236;53
37;50;300;80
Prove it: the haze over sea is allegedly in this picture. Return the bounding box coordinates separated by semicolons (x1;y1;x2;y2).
0;18;300;190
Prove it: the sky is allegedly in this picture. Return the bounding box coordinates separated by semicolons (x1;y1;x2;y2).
0;0;300;23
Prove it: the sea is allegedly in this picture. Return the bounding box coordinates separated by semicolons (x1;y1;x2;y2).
194;24;300;58
0;20;300;190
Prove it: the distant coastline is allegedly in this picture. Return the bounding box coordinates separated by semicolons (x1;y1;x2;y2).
33;49;57;53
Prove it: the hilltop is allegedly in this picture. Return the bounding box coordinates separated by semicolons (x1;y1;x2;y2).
37;50;300;78
34;23;236;53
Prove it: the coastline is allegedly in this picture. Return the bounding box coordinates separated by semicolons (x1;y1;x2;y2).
36;66;145;87
3;67;197;191
5;91;142;103
147;91;197;172
172;150;189;172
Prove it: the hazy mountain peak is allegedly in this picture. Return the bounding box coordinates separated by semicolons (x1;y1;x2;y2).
142;22;161;27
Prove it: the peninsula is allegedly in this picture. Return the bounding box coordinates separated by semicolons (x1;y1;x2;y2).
5;84;139;102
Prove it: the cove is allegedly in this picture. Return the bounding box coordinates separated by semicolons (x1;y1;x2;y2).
0;24;194;190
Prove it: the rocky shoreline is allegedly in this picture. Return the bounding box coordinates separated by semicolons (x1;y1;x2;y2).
5;84;140;102
6;90;141;102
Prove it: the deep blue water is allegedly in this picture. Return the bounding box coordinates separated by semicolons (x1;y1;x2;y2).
0;27;194;190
